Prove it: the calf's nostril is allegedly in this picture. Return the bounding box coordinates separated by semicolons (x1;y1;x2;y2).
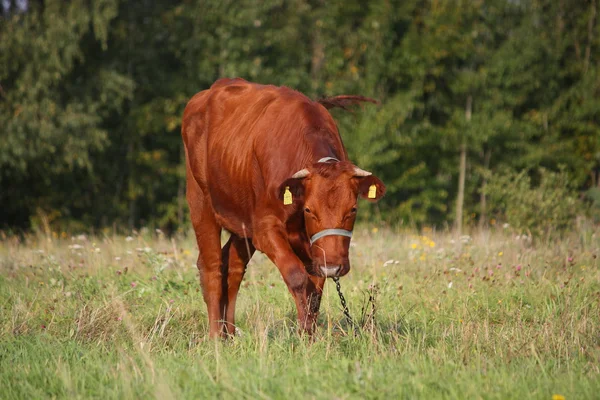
320;265;341;277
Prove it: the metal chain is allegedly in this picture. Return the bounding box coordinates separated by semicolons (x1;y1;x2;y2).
332;276;357;333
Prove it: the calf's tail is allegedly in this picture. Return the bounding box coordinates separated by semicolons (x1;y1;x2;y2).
317;95;379;111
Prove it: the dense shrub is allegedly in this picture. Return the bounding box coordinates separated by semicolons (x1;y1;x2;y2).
484;168;583;238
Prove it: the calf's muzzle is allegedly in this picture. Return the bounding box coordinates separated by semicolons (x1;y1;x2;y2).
310;228;353;278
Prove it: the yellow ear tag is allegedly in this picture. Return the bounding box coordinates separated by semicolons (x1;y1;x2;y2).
368;184;377;199
283;186;293;205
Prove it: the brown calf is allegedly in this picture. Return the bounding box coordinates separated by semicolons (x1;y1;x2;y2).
182;78;385;337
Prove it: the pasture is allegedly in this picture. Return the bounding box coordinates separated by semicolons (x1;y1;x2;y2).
1;226;599;399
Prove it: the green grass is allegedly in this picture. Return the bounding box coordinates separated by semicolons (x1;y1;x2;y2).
1;226;599;399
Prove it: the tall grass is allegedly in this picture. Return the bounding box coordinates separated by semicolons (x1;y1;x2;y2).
0;226;599;399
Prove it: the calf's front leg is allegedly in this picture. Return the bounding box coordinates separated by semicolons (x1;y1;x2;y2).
253;217;319;333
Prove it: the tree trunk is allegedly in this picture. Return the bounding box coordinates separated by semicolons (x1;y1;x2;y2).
455;95;472;236
556;0;565;52
310;0;325;96
127;142;136;230
127;9;136;231
479;149;491;229
311;23;324;95
584;0;597;75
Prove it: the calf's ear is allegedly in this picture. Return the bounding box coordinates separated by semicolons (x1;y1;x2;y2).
357;175;386;202
278;171;309;205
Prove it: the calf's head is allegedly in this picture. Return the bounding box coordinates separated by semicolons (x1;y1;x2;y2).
279;161;385;278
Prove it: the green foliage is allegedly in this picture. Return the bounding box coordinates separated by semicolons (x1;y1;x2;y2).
1;0;599;232
484;168;583;238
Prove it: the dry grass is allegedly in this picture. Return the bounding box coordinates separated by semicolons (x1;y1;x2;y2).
0;225;599;399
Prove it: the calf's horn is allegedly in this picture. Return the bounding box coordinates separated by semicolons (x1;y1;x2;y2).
353;167;372;177
291;169;310;179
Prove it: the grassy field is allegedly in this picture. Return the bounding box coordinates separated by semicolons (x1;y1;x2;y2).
1;226;599;399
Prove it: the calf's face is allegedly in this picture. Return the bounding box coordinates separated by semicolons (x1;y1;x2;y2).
280;162;385;278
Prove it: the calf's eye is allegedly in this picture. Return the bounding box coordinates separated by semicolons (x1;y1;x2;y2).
351;206;357;213
304;207;311;214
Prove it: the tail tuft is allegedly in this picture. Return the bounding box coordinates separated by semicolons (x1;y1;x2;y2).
317;95;379;111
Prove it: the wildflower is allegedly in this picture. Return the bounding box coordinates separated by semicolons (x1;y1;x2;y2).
552;395;565;400
372;227;379;234
498;251;503;257
411;243;418;249
515;265;522;271
567;257;573;263
125;236;134;242
429;241;435;248
496;264;502;269
115;257;121;261
447;282;453;289
130;281;137;288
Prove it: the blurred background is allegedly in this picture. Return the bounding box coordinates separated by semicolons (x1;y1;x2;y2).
1;0;598;236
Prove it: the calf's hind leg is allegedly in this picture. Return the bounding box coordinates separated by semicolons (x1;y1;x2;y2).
187;186;224;338
221;235;255;336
